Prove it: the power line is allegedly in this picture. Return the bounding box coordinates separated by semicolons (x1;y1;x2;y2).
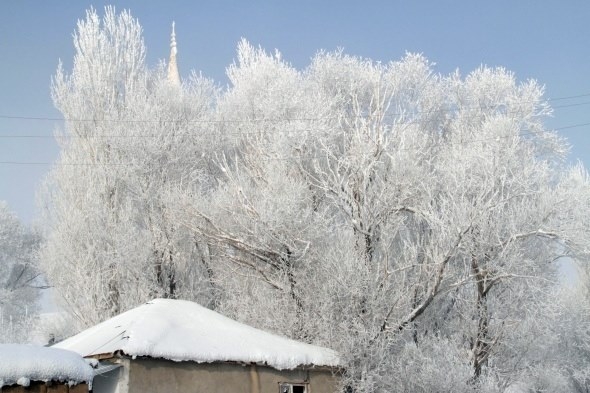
553;101;590;109
1;92;590;127
552;122;590;131
1;101;590;140
548;93;590;101
0;121;588;166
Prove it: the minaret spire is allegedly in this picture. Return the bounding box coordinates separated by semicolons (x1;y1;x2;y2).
167;22;181;87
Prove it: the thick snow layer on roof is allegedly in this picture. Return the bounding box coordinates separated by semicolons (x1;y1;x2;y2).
0;344;94;388
54;299;339;370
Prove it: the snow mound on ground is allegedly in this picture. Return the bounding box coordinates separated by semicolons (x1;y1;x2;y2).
0;344;94;388
54;298;340;370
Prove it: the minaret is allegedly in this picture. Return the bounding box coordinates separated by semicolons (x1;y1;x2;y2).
167;22;181;87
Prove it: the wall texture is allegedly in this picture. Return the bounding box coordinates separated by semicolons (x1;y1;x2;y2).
126;358;339;393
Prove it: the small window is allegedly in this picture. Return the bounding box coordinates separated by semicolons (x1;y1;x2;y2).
279;382;308;393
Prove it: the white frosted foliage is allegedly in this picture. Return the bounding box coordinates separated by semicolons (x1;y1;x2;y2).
41;6;590;392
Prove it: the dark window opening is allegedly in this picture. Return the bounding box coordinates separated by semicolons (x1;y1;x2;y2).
279;383;308;393
293;386;305;393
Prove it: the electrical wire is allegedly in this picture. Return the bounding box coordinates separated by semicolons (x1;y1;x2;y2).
0;92;590;128
0;100;589;140
0;121;587;166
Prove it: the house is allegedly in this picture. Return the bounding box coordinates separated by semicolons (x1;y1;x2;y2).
53;298;340;393
0;344;94;393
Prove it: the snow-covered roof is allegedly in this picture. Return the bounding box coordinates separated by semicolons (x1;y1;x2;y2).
53;298;340;370
0;344;94;388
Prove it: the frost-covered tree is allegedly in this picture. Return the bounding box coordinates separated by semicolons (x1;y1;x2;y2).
40;7;218;328
531;265;590;393
40;8;590;392
0;202;41;343
177;44;590;392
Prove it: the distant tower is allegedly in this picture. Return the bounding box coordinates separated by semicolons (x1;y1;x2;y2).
167;22;181;86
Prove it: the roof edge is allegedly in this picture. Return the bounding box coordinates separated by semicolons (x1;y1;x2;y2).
87;353;341;371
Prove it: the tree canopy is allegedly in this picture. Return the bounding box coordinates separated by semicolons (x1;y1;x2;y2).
0;202;40;343
40;8;590;392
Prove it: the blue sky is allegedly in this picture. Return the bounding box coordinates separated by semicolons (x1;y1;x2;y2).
1;1;589;223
